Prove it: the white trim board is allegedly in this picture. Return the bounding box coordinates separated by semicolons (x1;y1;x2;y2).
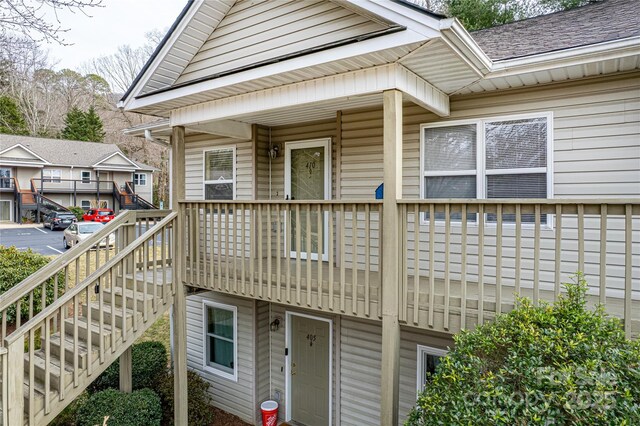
201;300;239;383
0;143;50;164
285;311;333;426
92;152;140;169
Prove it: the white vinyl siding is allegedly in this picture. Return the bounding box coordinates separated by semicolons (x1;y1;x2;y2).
176;0;389;85
186;292;255;423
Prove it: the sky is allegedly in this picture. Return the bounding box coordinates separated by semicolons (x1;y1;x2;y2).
44;0;186;70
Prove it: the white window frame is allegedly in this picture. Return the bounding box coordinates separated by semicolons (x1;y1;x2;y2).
202;146;236;200
420;112;554;225
43;169;61;183
133;172;147;186
202;300;238;382
81;171;91;183
80;200;91;210
416;344;448;396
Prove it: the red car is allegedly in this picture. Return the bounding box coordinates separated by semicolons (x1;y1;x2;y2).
82;208;115;223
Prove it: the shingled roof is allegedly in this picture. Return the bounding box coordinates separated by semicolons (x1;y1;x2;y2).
471;0;640;61
0;134;155;171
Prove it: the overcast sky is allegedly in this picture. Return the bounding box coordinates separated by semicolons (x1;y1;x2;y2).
45;0;186;70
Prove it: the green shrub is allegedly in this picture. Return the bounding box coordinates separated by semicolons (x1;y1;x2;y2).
88;341;167;393
0;246;64;323
76;388;161;426
66;206;85;222
406;275;640;426
156;370;214;426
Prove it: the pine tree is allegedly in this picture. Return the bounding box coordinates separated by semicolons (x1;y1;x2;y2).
0;95;28;135
60;106;105;142
83;106;106;142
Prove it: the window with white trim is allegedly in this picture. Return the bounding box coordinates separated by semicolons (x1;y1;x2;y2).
416;345;447;395
203;301;237;381
133;173;147;186
421;114;551;223
81;171;91;183
43;169;61;183
203;147;235;200
81;200;91;210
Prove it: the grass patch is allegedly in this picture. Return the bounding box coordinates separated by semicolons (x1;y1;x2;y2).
138;312;171;358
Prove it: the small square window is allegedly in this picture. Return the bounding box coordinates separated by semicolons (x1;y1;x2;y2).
81;200;91;210
203;301;237;381
81;171;91;183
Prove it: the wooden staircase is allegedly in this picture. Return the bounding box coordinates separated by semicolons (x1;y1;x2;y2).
0;210;177;425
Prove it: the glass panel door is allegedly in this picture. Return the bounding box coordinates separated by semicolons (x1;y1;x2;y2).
285;140;330;261
0;168;11;189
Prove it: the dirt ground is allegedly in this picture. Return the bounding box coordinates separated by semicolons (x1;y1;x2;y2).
211;407;251;426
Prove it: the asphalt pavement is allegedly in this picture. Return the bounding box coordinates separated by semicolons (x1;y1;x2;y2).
0;224;67;256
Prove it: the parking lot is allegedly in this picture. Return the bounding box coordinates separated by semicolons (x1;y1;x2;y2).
0;224;67;256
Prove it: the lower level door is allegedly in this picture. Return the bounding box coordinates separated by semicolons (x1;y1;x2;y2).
290;315;331;426
0;200;11;222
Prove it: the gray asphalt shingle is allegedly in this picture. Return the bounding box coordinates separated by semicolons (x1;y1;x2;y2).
0;134;155;171
471;0;640;61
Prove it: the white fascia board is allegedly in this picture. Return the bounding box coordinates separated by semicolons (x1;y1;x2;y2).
92;152;141;169
488;36;640;77
170;63;449;126
439;19;493;74
0;161;45;168
364;0;443;36
119;0;212;110
396;65;449;116
0;143;51;164
125;29;429;112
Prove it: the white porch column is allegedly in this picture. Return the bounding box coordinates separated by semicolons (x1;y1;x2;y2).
171;125;188;425
381;89;402;425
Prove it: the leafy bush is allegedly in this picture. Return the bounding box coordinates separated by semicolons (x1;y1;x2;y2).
0;246;63;323
76;388;161;426
156;369;214;426
88;341;167;393
66;206;85;222
407;275;640;425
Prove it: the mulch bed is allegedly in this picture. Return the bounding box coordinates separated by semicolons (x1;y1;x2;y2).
210;407;251;426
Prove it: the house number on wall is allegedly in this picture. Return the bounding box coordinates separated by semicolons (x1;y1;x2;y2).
306;334;317;346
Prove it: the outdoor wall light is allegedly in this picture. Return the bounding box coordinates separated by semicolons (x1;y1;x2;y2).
268;144;280;160
270;317;281;332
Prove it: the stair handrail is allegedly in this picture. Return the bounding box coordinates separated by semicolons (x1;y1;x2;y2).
0;211;137;336
37;193;72;213
4;211;178;347
3;211;177;425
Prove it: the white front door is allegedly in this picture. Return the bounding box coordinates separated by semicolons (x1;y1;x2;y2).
284;139;331;261
287;312;332;426
0;200;12;222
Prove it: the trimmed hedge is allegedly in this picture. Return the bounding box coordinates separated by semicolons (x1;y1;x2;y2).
0;246;63;323
156;369;214;426
76;388;161;426
88;341;167;393
406;276;640;425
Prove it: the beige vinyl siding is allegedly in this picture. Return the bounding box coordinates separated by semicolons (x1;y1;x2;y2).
339;317;453;426
176;0;388;84
338;72;640;298
184;133;254;201
186;292;256;423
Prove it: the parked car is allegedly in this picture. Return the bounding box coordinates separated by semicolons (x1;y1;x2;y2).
43;211;77;230
82;208;115;223
63;222;115;249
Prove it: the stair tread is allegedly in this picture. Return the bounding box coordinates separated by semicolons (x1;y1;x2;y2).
44;332;91;355
25;349;74;376
64;316;117;335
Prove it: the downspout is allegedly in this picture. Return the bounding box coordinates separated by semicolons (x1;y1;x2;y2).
268;127;272;200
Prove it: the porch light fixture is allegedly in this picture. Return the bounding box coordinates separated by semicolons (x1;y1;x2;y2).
268;144;280;160
270;317;281;332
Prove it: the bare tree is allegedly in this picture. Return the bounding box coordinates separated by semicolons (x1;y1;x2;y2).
0;0;102;44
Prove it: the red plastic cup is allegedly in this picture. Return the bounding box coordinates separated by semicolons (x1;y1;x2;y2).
260;400;278;426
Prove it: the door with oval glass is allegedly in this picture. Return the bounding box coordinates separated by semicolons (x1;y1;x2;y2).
284;139;330;261
289;314;331;426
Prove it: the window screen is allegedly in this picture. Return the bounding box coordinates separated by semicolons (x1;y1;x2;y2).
204;148;234;200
